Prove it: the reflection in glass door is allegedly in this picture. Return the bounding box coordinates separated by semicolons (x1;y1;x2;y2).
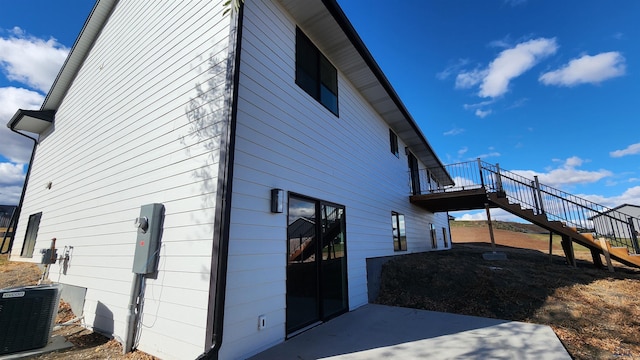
286;195;348;335
286;196;319;333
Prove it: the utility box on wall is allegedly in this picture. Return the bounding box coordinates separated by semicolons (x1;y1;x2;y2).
132;204;165;274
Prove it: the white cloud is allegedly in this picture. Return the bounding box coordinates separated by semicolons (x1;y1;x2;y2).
579;186;640;208
455;68;486;89
0;163;25;186
437;58;471;80
463;100;494;110
610;143;640;158
539;52;626;87
457;147;468;157
475;109;492;118
0;86;43;163
513;156;611;188
0;185;22;205
453;38;557;98
480;38;558;97
0;27;69;92
452;208;521;222
444;127;465;136
477;151;500;159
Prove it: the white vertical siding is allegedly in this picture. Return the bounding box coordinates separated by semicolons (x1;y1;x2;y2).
220;0;450;358
10;1;232;359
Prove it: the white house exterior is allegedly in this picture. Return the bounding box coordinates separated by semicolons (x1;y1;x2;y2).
8;1;453;359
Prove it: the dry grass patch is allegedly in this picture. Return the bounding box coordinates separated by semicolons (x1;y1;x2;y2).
376;244;640;360
0;255;156;359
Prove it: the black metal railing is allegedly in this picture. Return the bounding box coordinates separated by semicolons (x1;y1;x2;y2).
416;159;640;255
0;208;17;254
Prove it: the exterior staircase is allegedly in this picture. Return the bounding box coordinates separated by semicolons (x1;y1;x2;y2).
410;159;640;269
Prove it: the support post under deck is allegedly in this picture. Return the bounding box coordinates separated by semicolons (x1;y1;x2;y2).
482;203;507;260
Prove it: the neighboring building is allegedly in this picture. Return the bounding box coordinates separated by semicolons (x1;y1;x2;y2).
590;204;640;240
7;0;453;359
0;205;16;229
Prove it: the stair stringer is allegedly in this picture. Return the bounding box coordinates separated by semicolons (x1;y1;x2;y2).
487;193;640;268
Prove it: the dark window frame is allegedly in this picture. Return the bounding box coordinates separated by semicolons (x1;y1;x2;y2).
20;212;42;258
442;227;449;248
295;27;339;116
430;223;438;249
392;211;407;251
389;129;399;157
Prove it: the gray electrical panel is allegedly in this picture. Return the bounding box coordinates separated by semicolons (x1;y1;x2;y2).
132;203;164;274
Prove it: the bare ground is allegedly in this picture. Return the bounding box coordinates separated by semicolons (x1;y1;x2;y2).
376;221;640;360
0;255;156;359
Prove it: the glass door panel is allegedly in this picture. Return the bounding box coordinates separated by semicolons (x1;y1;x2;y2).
320;204;347;318
286;195;348;335
286;196;319;333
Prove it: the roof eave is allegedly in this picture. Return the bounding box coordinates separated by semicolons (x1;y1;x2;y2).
41;0;118;111
8;109;55;135
296;0;453;186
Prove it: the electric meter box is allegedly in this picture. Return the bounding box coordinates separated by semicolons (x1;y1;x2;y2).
132;203;164;274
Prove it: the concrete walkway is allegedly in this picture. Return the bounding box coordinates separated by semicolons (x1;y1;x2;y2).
250;304;571;359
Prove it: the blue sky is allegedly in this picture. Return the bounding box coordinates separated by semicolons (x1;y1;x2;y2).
1;1;639;221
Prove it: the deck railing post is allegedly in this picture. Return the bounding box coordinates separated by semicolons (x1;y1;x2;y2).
628;217;640;254
534;176;545;215
477;158;484;188
532;180;540;215
495;163;503;193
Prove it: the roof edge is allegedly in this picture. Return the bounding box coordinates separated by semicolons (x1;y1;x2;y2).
321;0;453;186
41;0;119;111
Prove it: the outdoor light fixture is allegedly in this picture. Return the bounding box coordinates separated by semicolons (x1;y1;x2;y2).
271;188;284;213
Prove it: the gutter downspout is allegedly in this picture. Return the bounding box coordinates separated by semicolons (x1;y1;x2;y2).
4;127;38;255
198;3;244;360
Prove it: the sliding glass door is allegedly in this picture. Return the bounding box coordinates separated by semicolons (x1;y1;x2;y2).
286;195;348;334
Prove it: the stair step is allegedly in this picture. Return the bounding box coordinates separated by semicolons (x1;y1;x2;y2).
580;233;595;241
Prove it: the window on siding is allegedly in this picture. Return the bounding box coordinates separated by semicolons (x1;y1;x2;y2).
296;27;338;116
389;129;399;157
392;212;406;251
430;223;438;249
21;212;42;258
442;227;449;248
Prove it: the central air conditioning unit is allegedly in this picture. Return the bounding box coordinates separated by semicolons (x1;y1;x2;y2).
0;284;61;355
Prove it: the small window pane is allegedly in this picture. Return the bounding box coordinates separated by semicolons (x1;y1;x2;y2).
320;85;338;114
320;56;337;95
430;223;437;249
21;212;42;258
392;212;406;251
389;129;399;157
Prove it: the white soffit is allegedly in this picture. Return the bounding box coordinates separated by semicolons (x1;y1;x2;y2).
278;0;453;185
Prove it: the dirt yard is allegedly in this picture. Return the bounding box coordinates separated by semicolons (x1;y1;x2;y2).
0;256;156;359
376;221;640;360
2;220;639;359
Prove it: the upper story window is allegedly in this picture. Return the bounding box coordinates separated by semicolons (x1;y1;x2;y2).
296;27;338;116
389;129;399;157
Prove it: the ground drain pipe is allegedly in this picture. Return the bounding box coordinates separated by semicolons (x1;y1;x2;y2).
124;273;143;354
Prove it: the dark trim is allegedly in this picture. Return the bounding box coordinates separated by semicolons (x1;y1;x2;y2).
7;109;55;130
320;0;452;183
4;124;39;255
200;4;245;360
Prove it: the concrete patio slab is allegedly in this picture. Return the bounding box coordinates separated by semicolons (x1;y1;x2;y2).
250;304;571;360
